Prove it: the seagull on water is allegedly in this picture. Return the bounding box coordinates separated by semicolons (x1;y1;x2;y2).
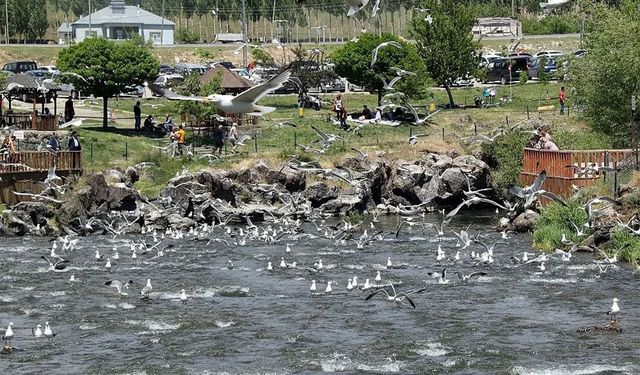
325;281;333;293
180;289;188;303
607;298;620;321
2;322;14;347
310;280;317;293
140;279;153;298
105;279;133;296
266;262;273;271
44;322;56;340
105;258;112;271
32;324;43;338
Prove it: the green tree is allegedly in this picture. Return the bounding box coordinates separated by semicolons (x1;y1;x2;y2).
57;37;159;128
571;2;640;147
28;0;48;42
175;71;222;119
176;27;199;43
410;0;480;107
331;32;427;105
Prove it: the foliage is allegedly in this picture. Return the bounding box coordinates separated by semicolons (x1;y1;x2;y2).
251;48;275;67
194;48;214;59
57;38;159;128
176;27;199;44
518;71;528;86
520;15;580;35
175;71;222;118
571;4;640;147
410;0;480;107
604;229;640;267
622;189;640;211
537;57;551;85
552;128;614;150
331;32;428;103
533;202;589;251
481;131;529;195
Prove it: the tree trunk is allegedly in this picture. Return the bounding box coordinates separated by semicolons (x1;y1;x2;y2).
103;96;109;129
377;89;382;106
444;85;455;108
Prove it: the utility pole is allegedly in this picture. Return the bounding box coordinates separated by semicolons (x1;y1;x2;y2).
160;0;164;45
511;0;515;18
271;0;276;41
633;95;638;170
88;0;92;38
5;0;8;44
241;0;248;67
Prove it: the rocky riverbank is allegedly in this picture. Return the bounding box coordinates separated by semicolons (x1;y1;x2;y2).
0;153;495;237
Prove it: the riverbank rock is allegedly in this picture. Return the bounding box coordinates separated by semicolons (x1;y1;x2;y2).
512;210;540;233
305;182;338;208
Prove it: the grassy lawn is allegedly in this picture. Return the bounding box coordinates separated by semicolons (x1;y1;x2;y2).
73;81;586;197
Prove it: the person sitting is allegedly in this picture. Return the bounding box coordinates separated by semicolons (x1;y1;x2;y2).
339;106;349;131
539;125;559;151
1;136;15;163
360;105;372;120
163;113;174;134
43;107;52;117
143;114;155;130
373;108;382;122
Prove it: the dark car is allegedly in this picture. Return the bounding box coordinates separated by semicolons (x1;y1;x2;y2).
3;60;37;74
484;56;531;85
528;57;558;80
25;69;52;79
159;63;175;75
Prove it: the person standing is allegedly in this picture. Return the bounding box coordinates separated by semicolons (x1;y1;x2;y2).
47;132;61;168
64;96;75;123
333;94;343;120
68;130;81;151
559;86;566;115
213;123;225;155
134;101;142;130
228;122;238;153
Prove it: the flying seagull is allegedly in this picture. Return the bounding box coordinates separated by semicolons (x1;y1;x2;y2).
346;0;370;17
365;282;418;309
105;279;134;296
371;41;402;68
158;70;292;116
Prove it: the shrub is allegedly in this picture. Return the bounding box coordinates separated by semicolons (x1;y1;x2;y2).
176;28;199;44
521;15;580;35
194;48;213;59
533;202;589;251
481;131;529;195
605;229;640;266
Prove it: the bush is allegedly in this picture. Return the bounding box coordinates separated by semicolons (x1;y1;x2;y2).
605;229;640;266
176;28;199;44
533;202;589;251
194;48;213;59
552;128;614;150
521;15;580;35
251;48;275;67
481;131;529;195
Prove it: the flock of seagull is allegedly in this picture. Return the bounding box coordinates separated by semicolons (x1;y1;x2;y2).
0;161;630;351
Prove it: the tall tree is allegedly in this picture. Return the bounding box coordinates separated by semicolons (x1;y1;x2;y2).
57;37;159;128
331;32;427;105
572;2;640;147
410;0;480;107
28;0;48;42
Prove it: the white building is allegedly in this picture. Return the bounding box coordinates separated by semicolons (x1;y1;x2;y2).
473;17;522;38
71;0;175;45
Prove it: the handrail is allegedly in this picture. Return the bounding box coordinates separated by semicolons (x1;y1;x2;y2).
523;148;634;178
0;151;82;173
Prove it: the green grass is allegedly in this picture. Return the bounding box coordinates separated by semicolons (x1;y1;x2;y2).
532;201;589;251
604;229;640;267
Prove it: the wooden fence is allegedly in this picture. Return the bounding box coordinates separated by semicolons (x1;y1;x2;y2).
519;148;634;198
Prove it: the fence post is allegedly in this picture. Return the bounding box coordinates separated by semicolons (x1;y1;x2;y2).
603;150;609;183
90;143;93;162
614;162;618;198
527;105;530;119
254;136;258;153
505;115;509;128
125;142;128;161
409;127;413;137
442;127;445;141
293;131;297;148
474;123;477;135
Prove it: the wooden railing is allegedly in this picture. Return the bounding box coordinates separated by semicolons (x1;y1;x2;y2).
34;116;57;131
521;148;634;198
2;113;32;129
2;114;58;131
0;151;82;173
522;148;633;177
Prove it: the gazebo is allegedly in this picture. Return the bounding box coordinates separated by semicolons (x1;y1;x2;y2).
1;75;61;131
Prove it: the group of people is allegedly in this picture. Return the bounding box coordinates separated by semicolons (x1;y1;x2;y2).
211;122;239;155
529;125;559;151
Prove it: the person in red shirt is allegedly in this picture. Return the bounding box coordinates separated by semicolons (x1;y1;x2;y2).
559;86;566;115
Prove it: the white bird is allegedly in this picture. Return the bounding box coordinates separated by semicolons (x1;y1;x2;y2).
113;251;120;260
607;297;620;321
375;271;382;282
180;289;188;303
346;0;370;17
371;41;402;68
43;322;56;340
386;257;392;268
371;0;381;17
2;322;14;346
32;324;43;338
408;134;428;145
280;258;286;268
140;278;153;298
310;280;317;293
266;261;273;271
105;258;112;271
59;118;83;129
69;274;76;282
347;278;353;290
105;279;133;296
539;262;546;271
325;281;333;293
163;70;291;116
95;250;102;260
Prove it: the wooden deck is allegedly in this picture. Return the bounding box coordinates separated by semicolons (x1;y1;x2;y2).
519;148;633;198
0;151;82;205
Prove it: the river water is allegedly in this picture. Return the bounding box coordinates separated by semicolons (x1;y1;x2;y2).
0;210;638;374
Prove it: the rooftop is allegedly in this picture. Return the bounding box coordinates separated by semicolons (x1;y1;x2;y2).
73;1;174;26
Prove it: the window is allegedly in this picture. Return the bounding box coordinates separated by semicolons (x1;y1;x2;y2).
150;32;161;42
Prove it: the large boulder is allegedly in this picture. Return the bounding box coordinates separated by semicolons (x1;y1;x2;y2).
107;184;139;211
320;192;368;215
440;168;467;195
512;210;540;233
387;173;420;205
416;175;450;205
305;182;338;208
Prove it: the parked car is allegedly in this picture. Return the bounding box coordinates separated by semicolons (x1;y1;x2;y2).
153;74;185;89
208;61;235;69
528;57;559;79
480;54;502;67
175;63;208;76
2;60;37;74
25;69;53;79
121;85;144;97
572;49;588;58
159;63;175;75
40;65;59;75
484;56;531;85
534;50;564;58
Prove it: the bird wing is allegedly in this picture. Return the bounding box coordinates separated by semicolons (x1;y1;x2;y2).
509;185;525;198
233;69;291;104
152;85;205;102
445;200;467;221
538;191;567;205
365;288;388;301
532;170;547;192
311;126;331;142
398;293;417;309
468;272;487;279
350;147;367;158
